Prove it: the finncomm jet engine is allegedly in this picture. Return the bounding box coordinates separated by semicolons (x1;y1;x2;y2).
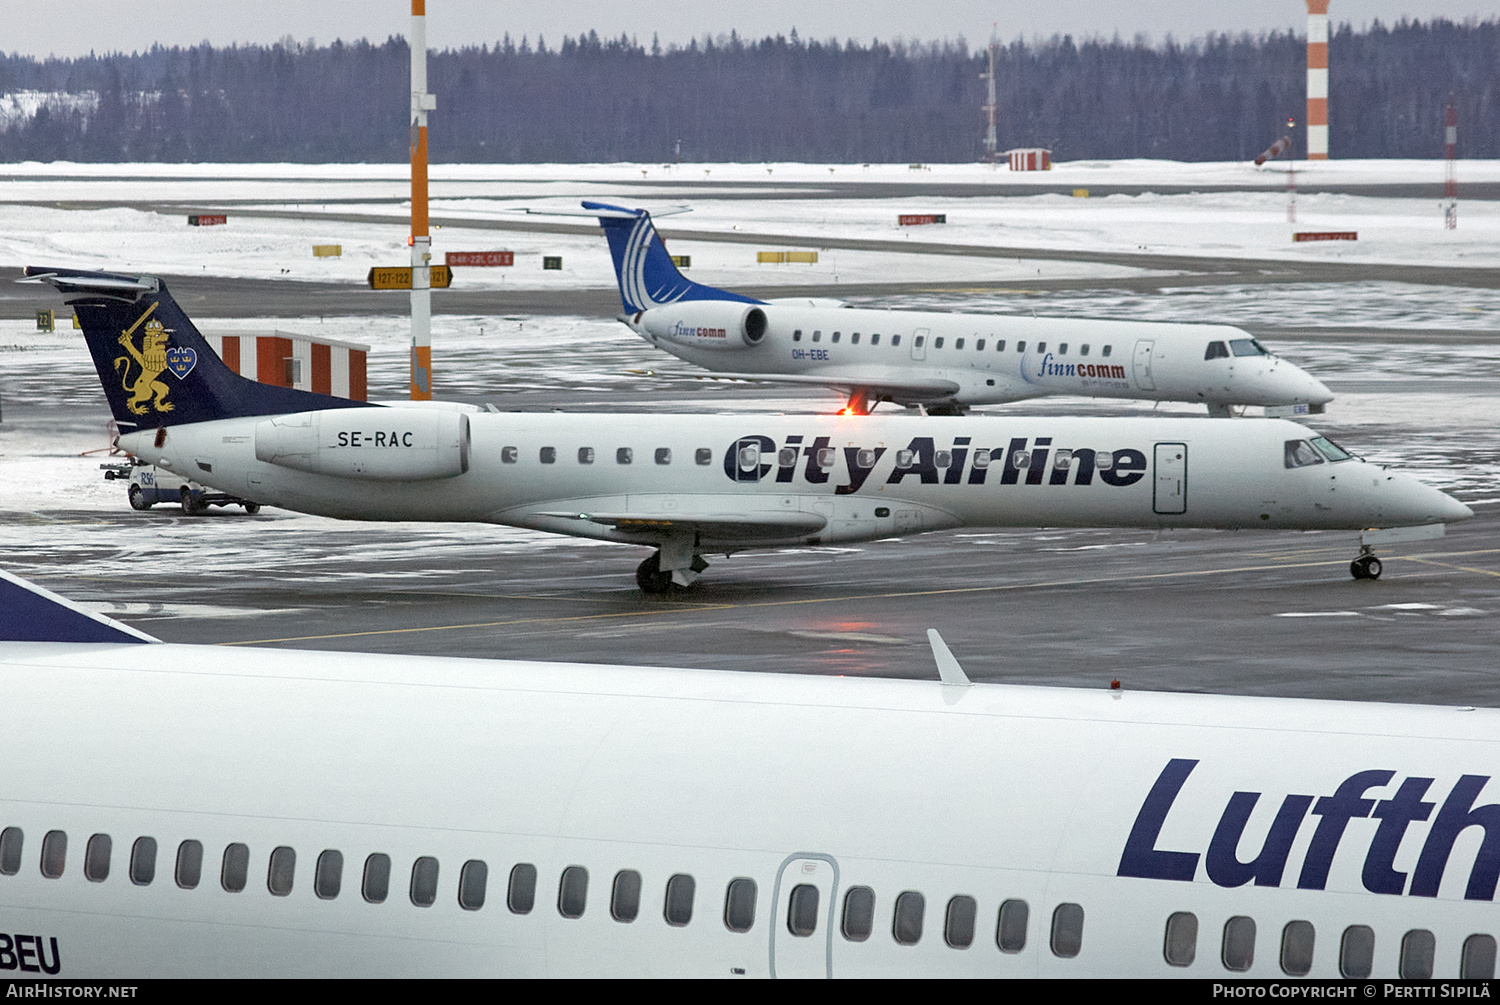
255;408;470;480
633;301;769;351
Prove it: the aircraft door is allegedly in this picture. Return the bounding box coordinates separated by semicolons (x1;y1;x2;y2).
1153;442;1187;514
770;854;840;978
1133;339;1156;390
910;328;929;360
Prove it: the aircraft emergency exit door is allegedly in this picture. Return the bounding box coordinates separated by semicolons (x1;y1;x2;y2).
1154;442;1187;514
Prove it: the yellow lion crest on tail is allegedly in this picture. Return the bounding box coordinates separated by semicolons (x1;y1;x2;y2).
113;308;174;415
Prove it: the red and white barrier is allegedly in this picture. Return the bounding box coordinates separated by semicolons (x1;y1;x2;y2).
202;332;369;401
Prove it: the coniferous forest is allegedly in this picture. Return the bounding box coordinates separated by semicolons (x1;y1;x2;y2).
0;20;1494;163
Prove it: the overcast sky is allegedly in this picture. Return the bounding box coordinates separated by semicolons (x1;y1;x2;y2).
6;1;1492;59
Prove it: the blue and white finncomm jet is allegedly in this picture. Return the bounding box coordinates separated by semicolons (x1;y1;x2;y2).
3;569;1500;978
580;202;1334;416
25;266;1464;593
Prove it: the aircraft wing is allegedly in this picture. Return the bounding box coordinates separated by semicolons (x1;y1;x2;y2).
687;371;963;397
535;508;827;540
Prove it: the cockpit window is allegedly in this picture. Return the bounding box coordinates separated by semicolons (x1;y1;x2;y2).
1285;440;1325;468
1205;341;1229;360
1310;436;1353;462
1230;338;1270;357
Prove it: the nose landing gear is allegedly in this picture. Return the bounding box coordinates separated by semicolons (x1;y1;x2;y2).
1350;546;1383;580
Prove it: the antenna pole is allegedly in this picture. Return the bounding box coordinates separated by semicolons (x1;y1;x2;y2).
409;1;436;400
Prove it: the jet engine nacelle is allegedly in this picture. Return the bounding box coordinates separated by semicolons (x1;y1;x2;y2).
641;301;768;350
254;408;470;481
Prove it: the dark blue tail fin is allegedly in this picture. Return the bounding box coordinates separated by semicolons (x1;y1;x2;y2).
583;202;762;314
23;267;371;432
0;569;158;644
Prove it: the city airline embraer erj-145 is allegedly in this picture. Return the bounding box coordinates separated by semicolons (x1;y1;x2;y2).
567;202;1333;416
27;266;1465;593
4;567;1500;979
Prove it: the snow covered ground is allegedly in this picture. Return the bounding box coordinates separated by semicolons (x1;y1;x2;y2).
1;158;1496;289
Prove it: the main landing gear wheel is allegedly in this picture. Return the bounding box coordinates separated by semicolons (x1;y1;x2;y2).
1350;555;1383;580
128;485;149;511
636;551;674;595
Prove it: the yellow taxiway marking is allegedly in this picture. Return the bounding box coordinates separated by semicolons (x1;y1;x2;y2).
223;549;1495;647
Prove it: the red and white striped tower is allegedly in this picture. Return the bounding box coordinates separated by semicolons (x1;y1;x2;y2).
1444;95;1458;230
409;0;436;400
1306;0;1330;160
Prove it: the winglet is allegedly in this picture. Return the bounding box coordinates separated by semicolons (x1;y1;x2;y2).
0;570;159;644
927;629;971;686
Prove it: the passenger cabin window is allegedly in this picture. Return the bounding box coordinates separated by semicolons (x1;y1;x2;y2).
458;860;488;911
1205;341;1230;360
976;339;986;351
914;335;925;349
558;865;589;918
1222;916;1256;971
955;338;965;350
84;834;111;882
891;335;901;347
315;850;343;900
175;840;203;890
1284;439;1324;468
129;837;156;886
539;447;556;464
664;873;695;927
268;846;296;897
1401;929;1436;980
997;899;1028;953
1037;342;1046;353
842;886;875;941
871;334;881;345
933;337;943;349
1340;924;1375;978
851;333;860;344
1231;338;1270;356
362;853;391;903
1102;345;1112;357
410;856;440;907
695;447;712;465
508;863;537;914
616;447;633;465
1080;344;1090;356
611;869;642;922
1463;934;1497;979
831;332;840;343
1280;920;1315;976
578;447;594;464
812;331;821;342
1058;343;1068;355
221;843;250;893
778;447;798;466
1164;911;1198;967
40;830;65;879
792;330;802;341
1016;341;1026;353
787;884;819;937
944;895;977;949
501;446;518;463
893;891;925;945
724;878;757;933
1050;903;1084;958
655;448;671;465
995;340;1006;352
0;827;21;875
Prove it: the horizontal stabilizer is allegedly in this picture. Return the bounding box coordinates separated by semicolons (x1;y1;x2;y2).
0;569;158;644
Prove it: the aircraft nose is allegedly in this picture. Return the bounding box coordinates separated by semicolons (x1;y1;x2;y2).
1386;471;1474;525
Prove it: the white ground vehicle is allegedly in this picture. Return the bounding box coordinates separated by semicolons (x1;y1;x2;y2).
103;458;260;515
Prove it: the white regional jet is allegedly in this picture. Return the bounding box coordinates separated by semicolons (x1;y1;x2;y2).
4;568;1500;979
578;202;1334;416
27;267;1465;593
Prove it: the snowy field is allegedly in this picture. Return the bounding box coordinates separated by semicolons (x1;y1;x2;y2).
0;159;1496;290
